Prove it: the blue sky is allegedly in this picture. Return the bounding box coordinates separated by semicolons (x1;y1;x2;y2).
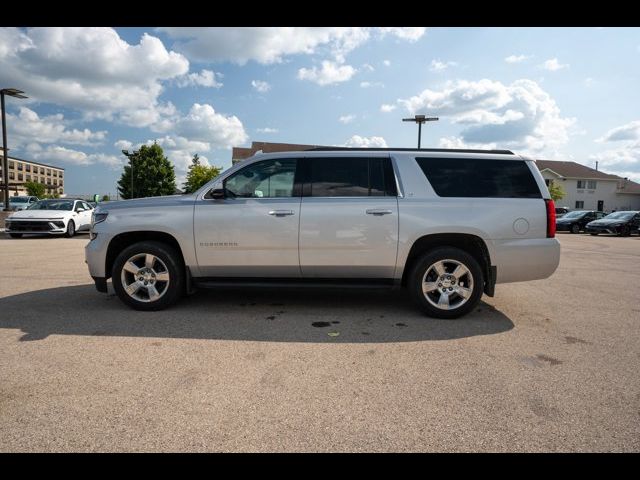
1;27;639;196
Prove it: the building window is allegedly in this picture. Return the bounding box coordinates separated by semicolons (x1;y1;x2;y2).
59;180;63;187
53;171;57;177
40;167;45;174
587;180;597;189
25;164;31;172
9;161;14;169
46;169;51;176
59;172;63;178
9;172;14;180
26;175;31;181
577;180;586;189
18;173;23;181
575;201;584;209
544;179;551;186
17;163;23;171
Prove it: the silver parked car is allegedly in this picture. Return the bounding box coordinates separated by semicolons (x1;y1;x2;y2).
5;195;39;211
85;148;560;318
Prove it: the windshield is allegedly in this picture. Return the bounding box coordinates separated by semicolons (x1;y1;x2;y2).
10;197;29;203
561;211;587;219
604;212;635;220
27;200;74;211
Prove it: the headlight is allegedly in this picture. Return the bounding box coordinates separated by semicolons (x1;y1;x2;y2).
92;210;108;226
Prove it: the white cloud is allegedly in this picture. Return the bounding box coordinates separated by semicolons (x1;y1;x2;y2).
256;127;278;133
429;59;457;72
297;60;356;86
383;59;391;67
541;58;569;71
0;27;189;127
360;81;384;88
597;120;640;142
172;103;248;148
399;78;576;155
377;27;426;42
362;63;375;72
339;114;356;124
176;69;223;88
588;141;640;182
7;107;106;147
31;145;122;169
158;27;426;65
584;77;595;87
251;80;271;93
114;139;133;150
344;135;388;148
380;104;397;113
505;54;530;63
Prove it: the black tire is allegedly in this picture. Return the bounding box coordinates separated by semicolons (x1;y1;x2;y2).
9;233;23;238
111;241;184;311
571;224;580;234
65;220;75;238
408;247;484;319
590;232;598;236
619;225;631;237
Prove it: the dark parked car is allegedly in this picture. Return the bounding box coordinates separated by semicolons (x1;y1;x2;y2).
586;211;640;236
556;210;606;234
555;207;570;218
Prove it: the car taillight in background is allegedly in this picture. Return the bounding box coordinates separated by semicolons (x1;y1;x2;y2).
545;199;556;238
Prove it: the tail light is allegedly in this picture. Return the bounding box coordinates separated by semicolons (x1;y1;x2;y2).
545;199;556;238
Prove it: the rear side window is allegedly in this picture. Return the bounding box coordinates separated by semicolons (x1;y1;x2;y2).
415;157;541;198
305;157;397;197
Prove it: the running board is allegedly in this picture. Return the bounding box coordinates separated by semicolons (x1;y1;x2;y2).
193;277;398;290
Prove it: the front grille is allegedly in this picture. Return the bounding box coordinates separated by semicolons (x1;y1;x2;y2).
7;221;55;232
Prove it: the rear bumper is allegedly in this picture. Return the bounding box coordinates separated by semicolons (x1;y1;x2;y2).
491;238;560;284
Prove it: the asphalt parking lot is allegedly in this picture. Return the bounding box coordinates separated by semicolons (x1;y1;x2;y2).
1;232;639;452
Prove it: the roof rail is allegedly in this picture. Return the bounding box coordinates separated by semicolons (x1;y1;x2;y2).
305;147;515;155
306;147;515;155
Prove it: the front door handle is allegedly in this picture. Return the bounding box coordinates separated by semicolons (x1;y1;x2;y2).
268;210;295;217
366;209;393;216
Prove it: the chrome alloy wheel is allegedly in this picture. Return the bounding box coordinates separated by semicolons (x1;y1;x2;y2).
421;259;474;311
120;253;170;303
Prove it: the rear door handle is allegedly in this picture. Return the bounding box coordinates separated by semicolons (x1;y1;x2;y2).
268;210;295;217
366;209;393;216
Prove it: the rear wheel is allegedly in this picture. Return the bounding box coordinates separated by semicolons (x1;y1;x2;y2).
571;224;580;234
620;225;631;237
112;241;184;311
9;233;23;238
408;247;484;319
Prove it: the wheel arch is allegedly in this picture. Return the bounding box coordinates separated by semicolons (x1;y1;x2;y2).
401;233;494;296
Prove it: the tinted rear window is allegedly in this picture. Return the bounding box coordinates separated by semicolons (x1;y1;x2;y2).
416;157;541;198
305;157;397;197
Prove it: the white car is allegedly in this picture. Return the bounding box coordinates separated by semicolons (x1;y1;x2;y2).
5;198;94;238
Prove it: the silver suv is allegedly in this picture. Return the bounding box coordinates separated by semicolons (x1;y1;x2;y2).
85;148;560;318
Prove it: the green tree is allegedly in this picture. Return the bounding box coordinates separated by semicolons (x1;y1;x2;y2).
24;181;46;198
548;181;566;202
183;154;222;193
117;143;176;199
102;195;110;202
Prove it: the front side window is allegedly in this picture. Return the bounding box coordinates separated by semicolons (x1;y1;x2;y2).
416;158;541;198
306;157;397;197
224;158;297;198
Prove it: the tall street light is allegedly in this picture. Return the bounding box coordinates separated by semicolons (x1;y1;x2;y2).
122;149;139;199
1;88;28;211
402;114;439;149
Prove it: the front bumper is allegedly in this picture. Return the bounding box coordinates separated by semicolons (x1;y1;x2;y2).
586;225;623;235
5;220;66;235
555;223;574;232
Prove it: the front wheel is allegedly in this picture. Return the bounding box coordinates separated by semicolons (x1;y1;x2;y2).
619;225;631;237
112;241;184;311
408;247;484;319
571;224;580;234
65;220;75;238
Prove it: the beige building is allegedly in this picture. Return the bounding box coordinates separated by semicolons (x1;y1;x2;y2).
0;151;65;197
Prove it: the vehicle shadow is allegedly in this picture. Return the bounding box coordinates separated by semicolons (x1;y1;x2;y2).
0;284;514;343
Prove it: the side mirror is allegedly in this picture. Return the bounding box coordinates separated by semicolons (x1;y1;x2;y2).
209;188;226;200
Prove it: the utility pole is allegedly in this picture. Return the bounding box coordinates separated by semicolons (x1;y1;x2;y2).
402;114;439;148
1;88;28;211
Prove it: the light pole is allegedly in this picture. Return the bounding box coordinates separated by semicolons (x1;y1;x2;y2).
122;149;138;199
1;88;28;211
402;114;439;149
